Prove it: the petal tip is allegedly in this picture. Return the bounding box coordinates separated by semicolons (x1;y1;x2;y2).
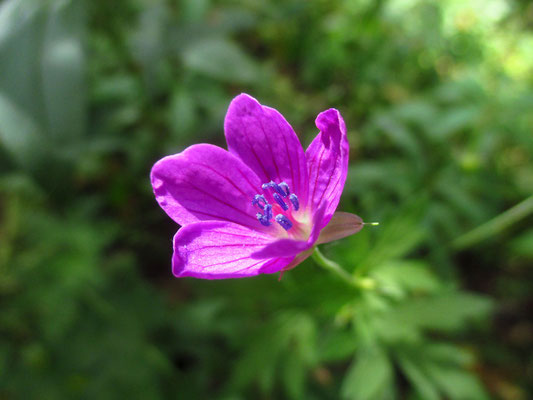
228;93;261;112
315;108;344;133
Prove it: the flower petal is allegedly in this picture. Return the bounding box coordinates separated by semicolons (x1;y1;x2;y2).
172;221;294;279
306;109;349;229
316;212;364;244
224;94;308;207
151;143;265;230
250;237;313;259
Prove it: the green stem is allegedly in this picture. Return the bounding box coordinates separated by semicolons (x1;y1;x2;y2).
311;247;376;289
312;247;354;284
453;195;533;250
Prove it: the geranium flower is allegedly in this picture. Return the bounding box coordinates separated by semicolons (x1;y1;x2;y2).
151;94;364;279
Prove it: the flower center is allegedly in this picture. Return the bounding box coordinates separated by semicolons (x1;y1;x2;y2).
251;181;300;231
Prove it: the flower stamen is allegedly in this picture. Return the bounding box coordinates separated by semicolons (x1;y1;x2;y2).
278;182;290;197
273;193;289;210
253;181;300;231
252;194;268;210
256;203;272;226
275;214;293;230
289;194;299;211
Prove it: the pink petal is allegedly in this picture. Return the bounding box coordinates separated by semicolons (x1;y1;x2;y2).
172;221;294;279
151;144;265;230
316;212;364;244
224;94;308;208
306;109;349;229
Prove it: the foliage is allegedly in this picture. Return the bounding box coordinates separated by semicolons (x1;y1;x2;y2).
1;0;532;399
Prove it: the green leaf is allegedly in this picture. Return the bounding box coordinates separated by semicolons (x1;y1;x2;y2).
353;201;426;274
396;351;440;400
0;0;46;120
372;260;441;297
182;38;260;83
168;89;197;141
510;229;533;258
373;113;422;157
395;342;484;400
427;365;489;400
341;346;392;400
282;353;306;400
429;106;480;139
230;312;316;396
384;292;493;332
41;0;87;142
0;91;45;169
0;0;87;142
318;329;358;362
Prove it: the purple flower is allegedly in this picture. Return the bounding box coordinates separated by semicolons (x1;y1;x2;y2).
151;94;363;279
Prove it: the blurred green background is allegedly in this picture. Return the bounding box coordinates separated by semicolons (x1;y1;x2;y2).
1;0;532;399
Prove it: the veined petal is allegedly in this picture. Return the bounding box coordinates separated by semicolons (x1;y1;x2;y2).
151;144;264;230
306;109;349;229
224;94;308;207
172;221;294;279
316;212;364;244
251;237;313;259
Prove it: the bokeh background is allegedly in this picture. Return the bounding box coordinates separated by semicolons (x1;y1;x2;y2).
1;0;532;399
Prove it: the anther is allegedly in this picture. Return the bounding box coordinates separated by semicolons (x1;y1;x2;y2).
252;194;268;210
275;214;293;230
266;181;286;197
289;194;299;211
257;213;271;226
273;193;289;211
257;204;273;226
264;204;272;221
278;182;290;197
261;182;273;191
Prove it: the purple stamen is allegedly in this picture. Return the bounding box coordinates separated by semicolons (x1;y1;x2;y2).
257;204;273;226
273;193;289;211
289;194;299;211
264;203;272;221
278;182;290;197
275;214;293;230
252;194;268;210
272;183;286;197
255;181;299;228
257;213;271;226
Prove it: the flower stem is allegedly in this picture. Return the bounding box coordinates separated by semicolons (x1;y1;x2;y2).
311;247;356;286
312;247;377;290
